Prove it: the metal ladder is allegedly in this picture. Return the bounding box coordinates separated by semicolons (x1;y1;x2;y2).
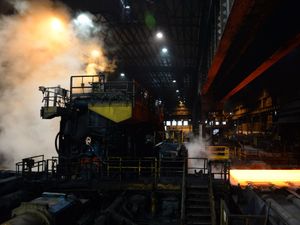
185;178;212;225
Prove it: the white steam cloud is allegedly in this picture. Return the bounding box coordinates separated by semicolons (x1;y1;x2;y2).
184;135;211;174
0;0;115;169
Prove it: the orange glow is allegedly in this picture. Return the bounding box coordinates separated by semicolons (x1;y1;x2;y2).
91;49;102;58
50;17;64;32
230;169;300;187
85;47;116;74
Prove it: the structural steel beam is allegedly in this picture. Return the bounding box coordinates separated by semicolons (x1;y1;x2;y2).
124;66;196;74
222;33;300;102
201;0;255;95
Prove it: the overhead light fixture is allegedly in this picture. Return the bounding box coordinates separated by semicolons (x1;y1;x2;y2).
176;89;179;93
161;47;168;54
76;13;93;27
156;31;163;39
172;80;176;83
125;5;130;9
120;73;125;77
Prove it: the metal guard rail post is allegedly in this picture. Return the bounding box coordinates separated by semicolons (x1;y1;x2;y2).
180;157;187;224
208;162;217;225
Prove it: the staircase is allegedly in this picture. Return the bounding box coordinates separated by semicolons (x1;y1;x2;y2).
185;182;212;225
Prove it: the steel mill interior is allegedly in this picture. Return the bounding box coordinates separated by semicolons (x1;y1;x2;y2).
1;0;300;225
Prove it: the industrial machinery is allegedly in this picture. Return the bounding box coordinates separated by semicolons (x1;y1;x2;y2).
207;146;230;161
39;74;164;177
6;76;300;225
1;192;84;225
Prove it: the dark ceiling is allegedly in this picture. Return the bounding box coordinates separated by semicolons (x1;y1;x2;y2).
60;0;212;113
4;0;299;119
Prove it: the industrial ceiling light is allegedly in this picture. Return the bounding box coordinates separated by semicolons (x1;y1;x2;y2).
77;14;91;25
172;80;176;83
74;13;94;29
176;89;179;93
156;31;163;39
125;5;131;9
120;73;125;77
161;47;168;53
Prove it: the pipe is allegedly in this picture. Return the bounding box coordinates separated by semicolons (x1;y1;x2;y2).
1;213;46;225
1;202;53;225
262;195;300;225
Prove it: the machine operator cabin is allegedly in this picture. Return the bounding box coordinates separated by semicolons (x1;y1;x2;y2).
0;1;300;225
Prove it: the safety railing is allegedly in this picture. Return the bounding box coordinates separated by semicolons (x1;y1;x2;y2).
70;75;134;102
105;157;158;181
208;165;217;225
180;158;187;225
16;156;231;186
187;157;209;174
39;86;69;108
15;157;179;181
45;157;59;177
209;160;230;182
208;146;230;161
16;155;46;176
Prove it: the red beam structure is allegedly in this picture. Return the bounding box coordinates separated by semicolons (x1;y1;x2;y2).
221;33;300;102
201;0;256;95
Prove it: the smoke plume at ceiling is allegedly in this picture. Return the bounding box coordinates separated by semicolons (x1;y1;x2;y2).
0;0;115;168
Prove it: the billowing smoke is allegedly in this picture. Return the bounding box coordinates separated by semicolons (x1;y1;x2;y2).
184;135;211;174
0;0;115;168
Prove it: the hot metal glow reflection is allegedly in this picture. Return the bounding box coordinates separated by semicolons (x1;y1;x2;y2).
230;169;300;187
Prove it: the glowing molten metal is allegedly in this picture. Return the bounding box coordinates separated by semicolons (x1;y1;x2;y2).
230;169;300;187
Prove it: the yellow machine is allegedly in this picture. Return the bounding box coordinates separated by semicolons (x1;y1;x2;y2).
207;146;230;161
